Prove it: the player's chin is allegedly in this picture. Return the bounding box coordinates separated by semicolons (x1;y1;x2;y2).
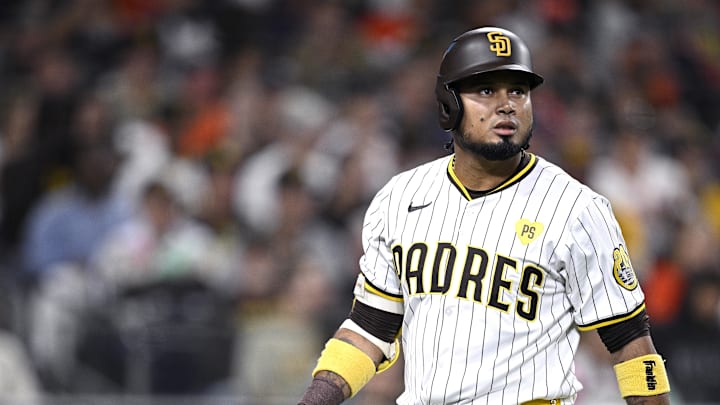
489;135;523;149
464;141;523;161
496;130;531;149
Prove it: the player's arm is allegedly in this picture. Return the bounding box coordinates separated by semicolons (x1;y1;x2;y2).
299;328;385;403
298;280;404;405
596;308;671;404
611;336;670;405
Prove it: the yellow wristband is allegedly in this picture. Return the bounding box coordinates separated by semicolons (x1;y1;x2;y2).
312;338;376;397
613;354;671;398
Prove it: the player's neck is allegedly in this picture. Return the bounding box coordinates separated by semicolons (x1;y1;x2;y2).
452;150;526;192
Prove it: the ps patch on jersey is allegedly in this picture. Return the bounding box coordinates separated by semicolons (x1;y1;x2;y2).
515;218;544;245
612;244;638;290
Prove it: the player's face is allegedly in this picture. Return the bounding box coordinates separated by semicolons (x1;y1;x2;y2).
454;71;534;161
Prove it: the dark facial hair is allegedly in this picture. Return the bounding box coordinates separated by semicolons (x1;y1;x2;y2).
453;127;533;161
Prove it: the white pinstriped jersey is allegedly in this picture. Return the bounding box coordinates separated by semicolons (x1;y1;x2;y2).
353;153;645;405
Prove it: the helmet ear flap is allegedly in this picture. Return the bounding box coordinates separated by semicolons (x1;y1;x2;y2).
436;80;463;132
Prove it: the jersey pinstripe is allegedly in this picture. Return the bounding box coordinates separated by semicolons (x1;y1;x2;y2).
354;153;645;405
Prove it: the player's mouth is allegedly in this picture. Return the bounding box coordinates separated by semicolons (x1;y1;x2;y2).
493;120;518;136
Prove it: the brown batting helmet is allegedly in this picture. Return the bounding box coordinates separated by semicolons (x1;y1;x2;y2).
436;27;544;131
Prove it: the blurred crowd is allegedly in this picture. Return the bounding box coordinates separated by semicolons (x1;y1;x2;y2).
0;0;718;404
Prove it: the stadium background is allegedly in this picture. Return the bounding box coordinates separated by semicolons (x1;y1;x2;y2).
0;0;718;404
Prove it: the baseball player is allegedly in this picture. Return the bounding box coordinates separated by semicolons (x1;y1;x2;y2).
297;27;670;405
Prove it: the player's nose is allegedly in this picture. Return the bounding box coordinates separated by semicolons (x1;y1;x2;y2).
496;92;515;115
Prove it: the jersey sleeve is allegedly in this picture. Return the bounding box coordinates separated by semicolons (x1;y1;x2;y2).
563;195;646;330
354;180;404;316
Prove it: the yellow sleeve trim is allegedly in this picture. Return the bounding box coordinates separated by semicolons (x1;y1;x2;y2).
576;303;646;331
312;338;376;397
614;354;671;398
364;282;403;302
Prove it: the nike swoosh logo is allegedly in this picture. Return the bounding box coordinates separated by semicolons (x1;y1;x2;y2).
408;202;432;212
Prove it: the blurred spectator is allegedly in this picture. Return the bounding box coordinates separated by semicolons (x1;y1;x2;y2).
270;168;351;289
21;133;132;276
233;253;337;400
0;45;83;252
193;155;248;296
286;2;363;101
654;272;720;403
27;262;96;391
0;95;41;251
110;111;174;207
0;330;42;405
90;178;223;291
234;238;284;308
0;274;41;404
18;97;134;390
232;85;334;234
586;130;696;277
314;92;400;199
154;0;221;73
97;42;166;124
174;65;231;159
